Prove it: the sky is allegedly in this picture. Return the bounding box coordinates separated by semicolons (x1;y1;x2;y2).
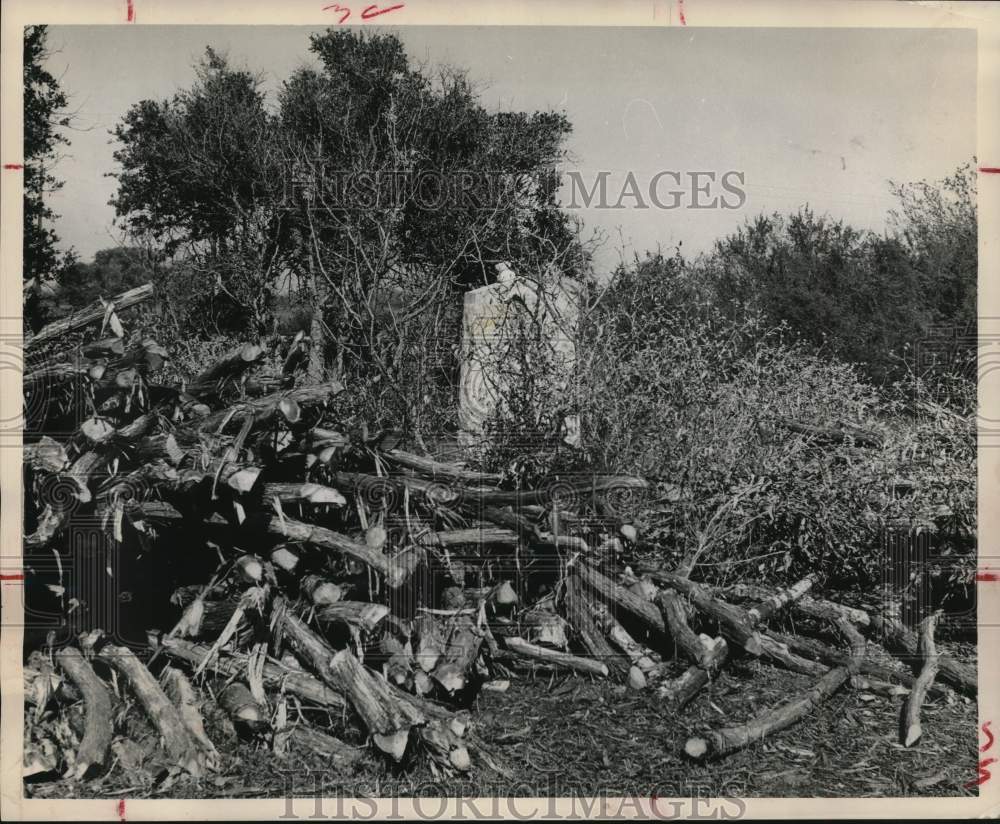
42;25;977;272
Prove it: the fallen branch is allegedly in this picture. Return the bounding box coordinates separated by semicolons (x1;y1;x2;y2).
901;614;940;747
26;283;154;352
655;590;711;667
54;647;115;778
160;637;346;710
684;665;851;761
658;636;729;708
278;604;424;760
504;636;609;677
97;643;204;775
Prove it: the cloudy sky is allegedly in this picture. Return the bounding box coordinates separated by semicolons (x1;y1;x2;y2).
42;25;976;271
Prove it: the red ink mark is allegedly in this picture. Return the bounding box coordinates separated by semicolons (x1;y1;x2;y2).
361;3;405;19
322;3;352;23
965;723;996;789
980;721;995;754
977;571;1000;582
3;164;23;170
965;757;997;789
678;0;686;25
126;0;134;22
979;167;1000;174
118;799;127;822
0;574;24;581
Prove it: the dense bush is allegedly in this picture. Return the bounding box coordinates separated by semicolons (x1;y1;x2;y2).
476;250;976;600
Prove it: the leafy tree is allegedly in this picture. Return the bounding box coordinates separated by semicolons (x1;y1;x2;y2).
698;165;977;384
23;25;74;331
57;246;160;309
110;48;288;336
277;30;582;437
111;30;584;442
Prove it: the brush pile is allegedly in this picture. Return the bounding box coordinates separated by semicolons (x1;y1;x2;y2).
21;285;977;787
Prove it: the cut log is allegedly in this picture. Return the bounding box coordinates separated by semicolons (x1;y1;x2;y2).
278;604;424;760
380;633;415;687
745;573;818;625
432;614;486;694
414;614;447;674
871;612;975;697
762;631;945;698
901;614;940;747
574;561;665;635
522;607;570;650
196;383;343;436
160;666;221;766
644;569;763;656
383;449;504;485
136;433;184;466
301;575;345;606
419;527;520;549
97;644;204;775
562;573;630;677
274;725;363;771
504;637;609;677
25;410;160;548
160;638;347;711
186;342;264;399
54;648;115;778
695;581;871;627
655;590;711;667
315;601;390;634
244;372;294;397
23;437;70;473
835;616;868;687
658;636;729;709
757;634;828;676
218;681;268;731
460;475;648;509
266;515;391;581
684;665;851;761
262;482;348;507
585;595;651;668
26;283;154;352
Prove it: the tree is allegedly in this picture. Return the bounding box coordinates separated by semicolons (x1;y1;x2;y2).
110;48;288;337
57;247;160;310
23;25;74;331
111;30;585;443
889;162;977;336
702;208;929;382
277;30;583;437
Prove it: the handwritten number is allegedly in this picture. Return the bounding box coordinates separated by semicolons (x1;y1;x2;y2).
322;3;352;23
324;2;404;22
362;3;405;19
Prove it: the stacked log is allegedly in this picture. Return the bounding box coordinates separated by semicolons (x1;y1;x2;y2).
19;293;975;783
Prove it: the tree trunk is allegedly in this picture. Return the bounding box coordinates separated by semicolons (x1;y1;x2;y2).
278;604;423;761
504;636;609;677
562;572;630;677
655;590;711;667
658;636;729;709
97;644;204;775
160;637;347;711
901;614;940;746
55;648;115;778
684;665;851;761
